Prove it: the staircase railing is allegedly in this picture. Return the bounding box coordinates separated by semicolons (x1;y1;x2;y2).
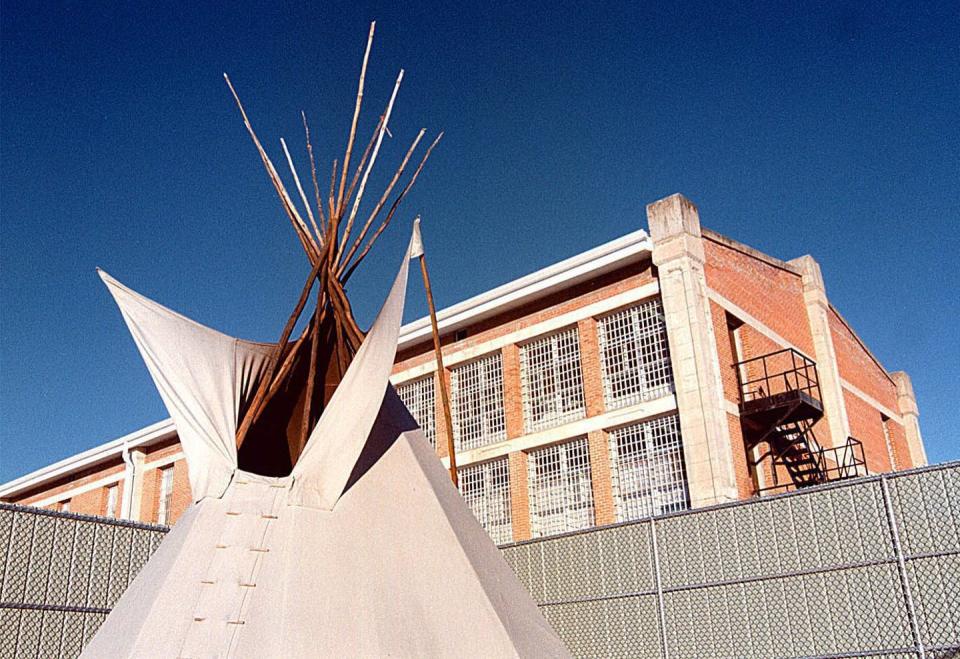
735;347;821;405
761;436;867;494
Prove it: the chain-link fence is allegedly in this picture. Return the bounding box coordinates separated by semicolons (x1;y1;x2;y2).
502;462;960;658
1;463;958;658
0;505;166;658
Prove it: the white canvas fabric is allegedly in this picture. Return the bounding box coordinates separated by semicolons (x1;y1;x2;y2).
84;229;570;658
98;270;276;500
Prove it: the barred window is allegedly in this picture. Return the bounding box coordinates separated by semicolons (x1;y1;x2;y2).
105;485;119;518
597;299;674;410
158;467;174;525
397;375;436;447
458;458;513;544
528;438;595;537
519;328;586;433
609;415;688;521
451;353;506;450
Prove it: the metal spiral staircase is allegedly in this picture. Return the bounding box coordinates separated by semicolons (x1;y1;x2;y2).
735;348;866;494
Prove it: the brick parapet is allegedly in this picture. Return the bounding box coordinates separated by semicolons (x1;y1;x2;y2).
703;237;814;358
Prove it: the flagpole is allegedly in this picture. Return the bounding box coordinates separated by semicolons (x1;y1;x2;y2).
413;218;458;487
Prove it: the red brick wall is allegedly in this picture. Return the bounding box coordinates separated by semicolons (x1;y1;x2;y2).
703;234;842;488
502;344;524;440
587;430;616;525
508;451;531;541
829;308;898;411
828;307;914;469
578;317;606;418
885;419;911;471
711;301;741;405
14;461;126;508
844;390;893;473
726;413;755;498
703;237;814;356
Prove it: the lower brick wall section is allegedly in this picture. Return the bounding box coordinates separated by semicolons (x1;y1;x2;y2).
586;430;616;526
727;413;755;498
844;389;894;473
508;451;532;541
886;419;912;472
3;463;958;658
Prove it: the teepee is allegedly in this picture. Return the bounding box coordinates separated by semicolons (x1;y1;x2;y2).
82;22;569;659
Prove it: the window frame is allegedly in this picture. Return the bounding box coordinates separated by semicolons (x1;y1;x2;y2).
597;298;674;410
519;327;586;433
527;437;595;537
451;352;507;451
458;457;513;544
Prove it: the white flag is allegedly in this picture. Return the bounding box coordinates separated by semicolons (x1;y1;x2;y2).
409;216;425;259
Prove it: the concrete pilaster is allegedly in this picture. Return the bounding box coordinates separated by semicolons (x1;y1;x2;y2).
790;255;850;449
647;194;738;507
891;371;927;467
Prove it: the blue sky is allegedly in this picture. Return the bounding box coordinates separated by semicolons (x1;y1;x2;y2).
2;1;958;481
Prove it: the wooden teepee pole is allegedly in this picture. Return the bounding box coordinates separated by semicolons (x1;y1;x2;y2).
414;218;457;487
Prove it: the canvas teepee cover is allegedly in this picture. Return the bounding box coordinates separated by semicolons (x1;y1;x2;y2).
83;229;569;657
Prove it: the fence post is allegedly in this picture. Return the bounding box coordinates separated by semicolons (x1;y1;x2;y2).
879;475;925;658
650;518;669;658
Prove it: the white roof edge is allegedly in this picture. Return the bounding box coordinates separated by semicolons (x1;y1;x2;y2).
0;228;653;498
397;228;652;349
0;418;177;498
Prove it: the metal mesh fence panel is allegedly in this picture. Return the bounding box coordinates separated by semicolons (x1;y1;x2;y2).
396;374;437;447
597;299;674;410
0;504;167;659
504;462;960;658
2;463;958;658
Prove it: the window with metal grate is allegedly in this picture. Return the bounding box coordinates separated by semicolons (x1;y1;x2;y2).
458;458;513;544
397;374;437;447
105;484;119;518
451;353;506;451
157;467;174;525
519;327;586;433
609;415;689;522
597;299;674;410
527;437;595;537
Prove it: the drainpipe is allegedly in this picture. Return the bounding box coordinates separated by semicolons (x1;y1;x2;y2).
121;442;135;520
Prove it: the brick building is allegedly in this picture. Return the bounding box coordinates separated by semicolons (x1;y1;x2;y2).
0;194;927;543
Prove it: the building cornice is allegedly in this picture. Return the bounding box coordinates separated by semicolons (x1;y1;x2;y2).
397;229;652;350
0;418;176;499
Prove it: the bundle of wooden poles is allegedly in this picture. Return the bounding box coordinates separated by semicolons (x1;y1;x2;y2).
225;22;443;468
